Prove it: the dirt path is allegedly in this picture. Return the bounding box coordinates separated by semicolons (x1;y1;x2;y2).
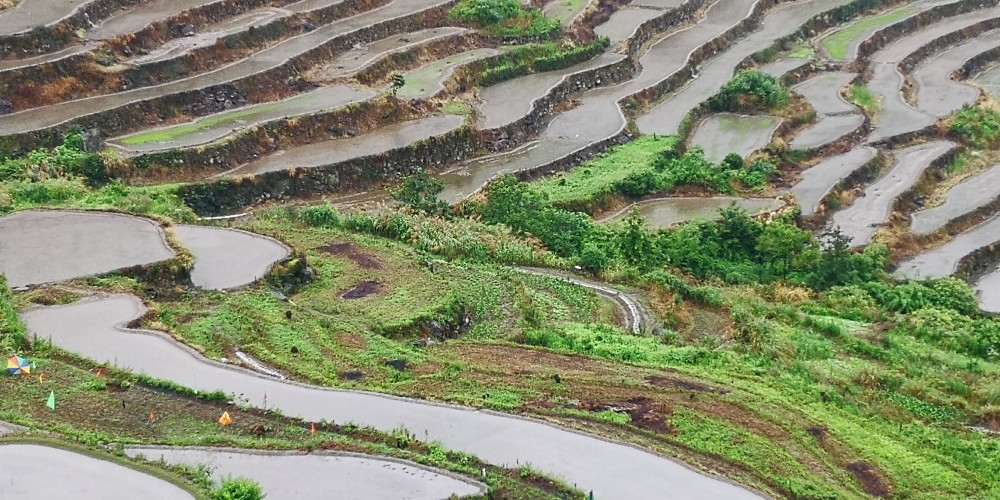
832;141;954;247
21;294;761;499
911;162;1000;235
170;225;290;290
0;444;192;499
0;210;175;288
125;446;487;499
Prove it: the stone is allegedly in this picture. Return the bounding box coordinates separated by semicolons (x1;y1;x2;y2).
179;24;195;37
0;98;13;115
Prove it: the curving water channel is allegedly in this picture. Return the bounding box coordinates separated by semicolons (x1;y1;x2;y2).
21;293;762;499
911;29;1000;117
896;215;1000;279
0;0;452;135
125;446;487;499
171;225;290;290
790;71;865;150
791;147;876;217
0;210;175;288
831;140;954;247
0;444;191;499
910;161;1000;235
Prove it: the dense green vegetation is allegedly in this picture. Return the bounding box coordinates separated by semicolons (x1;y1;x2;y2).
950;105;1000;148
449;0;560;36
477;38;610;86
210;478;265;500
846;84;880;117
0;132;194;220
708;70;790;113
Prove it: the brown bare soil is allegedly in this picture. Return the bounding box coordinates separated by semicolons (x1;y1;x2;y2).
341;280;380;299
319;241;383;269
847;461;890;497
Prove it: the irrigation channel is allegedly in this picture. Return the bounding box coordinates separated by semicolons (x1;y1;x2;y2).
7;0;1000;494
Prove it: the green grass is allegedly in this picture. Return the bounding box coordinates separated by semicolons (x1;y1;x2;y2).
118;101;284;146
531;136;679;207
442;101;473;115
788;42;815;60
821;7;916;60
846;84;880;118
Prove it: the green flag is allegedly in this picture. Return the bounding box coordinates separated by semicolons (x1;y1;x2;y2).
46;390;55;411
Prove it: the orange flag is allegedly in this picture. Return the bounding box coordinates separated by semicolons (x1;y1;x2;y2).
95;367;106;378
218;411;233;427
310;423;317;435
38;373;45;384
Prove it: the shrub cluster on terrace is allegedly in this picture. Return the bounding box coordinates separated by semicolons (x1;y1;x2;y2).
449;0;560;36
708;70;790;113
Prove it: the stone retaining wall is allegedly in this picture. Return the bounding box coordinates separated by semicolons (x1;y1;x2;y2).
857;0;999;62
1;0;457;154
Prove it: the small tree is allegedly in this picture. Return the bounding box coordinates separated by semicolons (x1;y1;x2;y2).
391;169;449;215
390;74;406;96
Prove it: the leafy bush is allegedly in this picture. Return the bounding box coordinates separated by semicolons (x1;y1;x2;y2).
0;276;27;353
391;169;449;215
449;0;559;36
211;478;265;500
478;38;608;86
708;70;789;112
950;106;1000;148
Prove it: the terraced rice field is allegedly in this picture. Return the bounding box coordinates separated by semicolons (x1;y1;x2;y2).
7;0;1000;495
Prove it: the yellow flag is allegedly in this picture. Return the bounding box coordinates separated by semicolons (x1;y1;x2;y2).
218;411;233;426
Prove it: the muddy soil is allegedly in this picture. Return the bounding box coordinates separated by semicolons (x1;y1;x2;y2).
831;141;953;247
0;444;191;499
319;241;383;269
910;162;1000;235
21;294;762;499
171;225;290;290
0;210;175;288
791;147;876;216
341;280;380;299
601;196;779;229
125;446;486;499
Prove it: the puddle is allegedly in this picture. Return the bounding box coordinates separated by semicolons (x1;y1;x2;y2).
171;225;290;290
600;197;779;229
689;113;781;163
832;141;954;247
791;147;876;216
0;210;175;287
911;162;1000;235
0;444;191;499
125;447;485;500
791;113;865;150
